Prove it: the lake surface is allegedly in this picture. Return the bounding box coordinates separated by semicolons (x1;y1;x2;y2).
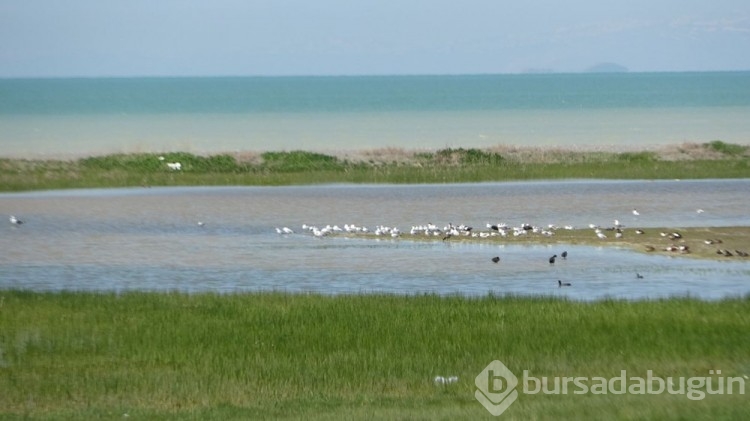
1;180;748;300
2;72;750;158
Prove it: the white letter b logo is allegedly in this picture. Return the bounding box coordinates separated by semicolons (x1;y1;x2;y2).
475;360;519;416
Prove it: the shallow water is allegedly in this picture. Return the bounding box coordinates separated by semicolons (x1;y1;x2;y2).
1;180;749;300
6;107;750;158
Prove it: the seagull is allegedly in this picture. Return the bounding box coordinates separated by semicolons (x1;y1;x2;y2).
558;280;571;287
197;221;205;227
491;256;500;263
632;209;640;216
9;215;23;225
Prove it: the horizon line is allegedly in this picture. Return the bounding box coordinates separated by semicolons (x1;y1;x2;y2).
2;69;750;80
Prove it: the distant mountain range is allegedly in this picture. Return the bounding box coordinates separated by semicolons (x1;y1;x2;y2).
522;63;628;74
585;63;629;73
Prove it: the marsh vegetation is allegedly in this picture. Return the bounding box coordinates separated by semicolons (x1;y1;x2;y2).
1;291;748;419
1;141;748;191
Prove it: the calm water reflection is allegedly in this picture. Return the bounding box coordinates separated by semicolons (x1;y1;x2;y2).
1;180;749;300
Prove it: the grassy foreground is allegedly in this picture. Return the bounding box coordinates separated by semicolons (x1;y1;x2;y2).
1;291;748;420
1;141;748;191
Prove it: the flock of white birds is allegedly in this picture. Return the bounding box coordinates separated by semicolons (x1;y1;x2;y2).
274;220;609;241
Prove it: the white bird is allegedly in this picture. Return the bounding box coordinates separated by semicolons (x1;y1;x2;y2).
166;162;182;170
696;209;705;214
9;215;23;225
632;209;640;216
282;227;294;234
596;231;607;239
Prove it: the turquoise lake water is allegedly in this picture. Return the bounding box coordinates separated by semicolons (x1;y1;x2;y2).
2;72;749;157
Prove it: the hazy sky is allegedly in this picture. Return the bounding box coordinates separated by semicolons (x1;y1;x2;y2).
2;0;749;77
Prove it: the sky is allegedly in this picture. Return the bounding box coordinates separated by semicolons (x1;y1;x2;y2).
1;0;749;77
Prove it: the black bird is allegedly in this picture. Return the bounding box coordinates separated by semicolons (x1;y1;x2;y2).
636;273;644;279
490;225;499;231
558;280;571;287
491;256;500;263
549;254;557;264
561;251;568;259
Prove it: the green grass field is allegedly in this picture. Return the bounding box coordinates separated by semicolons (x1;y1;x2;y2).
1;292;748;420
1;141;748;191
